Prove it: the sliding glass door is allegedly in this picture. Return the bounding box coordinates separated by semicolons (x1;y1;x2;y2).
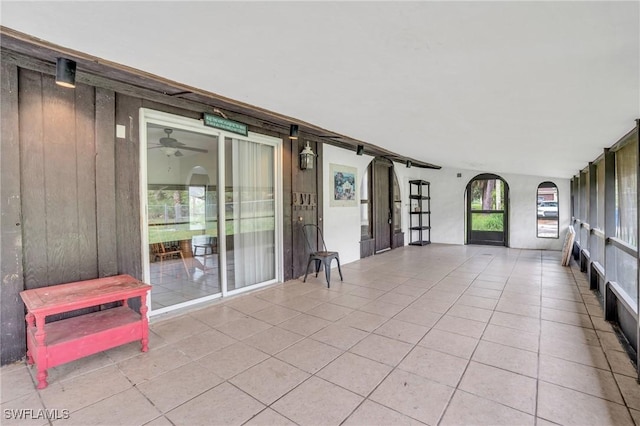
141;109;281;314
225;137;277;292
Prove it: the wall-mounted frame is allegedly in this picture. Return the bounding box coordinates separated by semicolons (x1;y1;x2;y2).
330;163;357;207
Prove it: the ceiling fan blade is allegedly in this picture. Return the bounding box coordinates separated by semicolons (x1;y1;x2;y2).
179;146;209;153
148;145;163;150
159;138;184;148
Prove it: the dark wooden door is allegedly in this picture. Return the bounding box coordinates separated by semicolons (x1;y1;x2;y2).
373;160;392;253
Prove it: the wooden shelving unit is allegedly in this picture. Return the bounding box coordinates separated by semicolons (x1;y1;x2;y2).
409;180;431;246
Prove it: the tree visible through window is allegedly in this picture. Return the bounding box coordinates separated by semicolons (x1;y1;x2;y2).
537;182;558;238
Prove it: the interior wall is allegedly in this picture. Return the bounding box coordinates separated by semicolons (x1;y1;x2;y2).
322;145;374;265
322;145;570;265
415;167;570;250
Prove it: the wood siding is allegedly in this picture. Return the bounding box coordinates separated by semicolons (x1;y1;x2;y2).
0;54;319;365
1;61;25;364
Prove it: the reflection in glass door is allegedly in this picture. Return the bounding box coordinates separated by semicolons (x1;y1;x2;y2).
145;123;221;312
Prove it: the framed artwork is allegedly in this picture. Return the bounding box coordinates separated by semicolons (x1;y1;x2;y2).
330;163;357;207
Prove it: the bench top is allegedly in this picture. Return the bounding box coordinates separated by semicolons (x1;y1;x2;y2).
20;274;151;316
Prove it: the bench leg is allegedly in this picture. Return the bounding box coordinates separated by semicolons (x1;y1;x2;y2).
140;293;149;352
25;313;35;365
34;316;48;389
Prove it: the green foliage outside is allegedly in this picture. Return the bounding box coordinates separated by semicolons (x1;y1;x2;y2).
148;218;274;244
471;213;504;231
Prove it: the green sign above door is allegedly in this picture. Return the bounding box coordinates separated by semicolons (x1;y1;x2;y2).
202;113;248;136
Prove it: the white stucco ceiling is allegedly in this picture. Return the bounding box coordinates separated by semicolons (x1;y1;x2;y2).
2;1;638;178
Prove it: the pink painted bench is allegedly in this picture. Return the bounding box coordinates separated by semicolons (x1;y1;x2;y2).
20;275;151;389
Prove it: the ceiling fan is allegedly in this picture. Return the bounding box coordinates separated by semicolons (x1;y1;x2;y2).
148;128;209;157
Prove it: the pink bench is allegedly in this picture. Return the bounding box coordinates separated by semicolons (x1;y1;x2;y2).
20;275;151;389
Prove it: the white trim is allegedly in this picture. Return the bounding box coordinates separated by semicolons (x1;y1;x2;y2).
139;108;283;314
218;130;228;297
225;278;280;298
149;293;222;318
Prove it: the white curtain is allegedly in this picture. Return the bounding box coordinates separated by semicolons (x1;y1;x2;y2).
232;139;275;288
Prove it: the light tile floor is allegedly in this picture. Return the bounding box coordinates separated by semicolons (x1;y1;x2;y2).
2;244;639;425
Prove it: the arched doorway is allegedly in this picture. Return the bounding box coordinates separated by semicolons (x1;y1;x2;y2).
466;173;509;246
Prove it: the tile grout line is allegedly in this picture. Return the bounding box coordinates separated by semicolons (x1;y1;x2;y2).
436;249;537;425
535;249;544;426
567;258;638;421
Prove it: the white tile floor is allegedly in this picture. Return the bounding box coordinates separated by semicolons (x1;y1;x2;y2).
2;244;639;425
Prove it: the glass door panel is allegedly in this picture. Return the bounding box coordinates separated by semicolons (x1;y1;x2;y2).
146;123;220;310
467;176;508;246
225;137;276;291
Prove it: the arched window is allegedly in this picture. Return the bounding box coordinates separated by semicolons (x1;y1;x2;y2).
537;182;559;238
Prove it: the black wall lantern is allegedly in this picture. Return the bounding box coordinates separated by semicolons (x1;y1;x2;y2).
289;124;299;140
300;141;315;170
356;145;364;155
55;58;76;88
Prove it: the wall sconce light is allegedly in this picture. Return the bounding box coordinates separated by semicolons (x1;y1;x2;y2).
356;145;364;156
289;124;299;140
55;58;76;88
406;160;412;168
300;141;315;170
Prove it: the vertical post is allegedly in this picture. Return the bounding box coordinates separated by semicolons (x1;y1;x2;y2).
635;118;640;381
603;148;616;320
588;162;598;284
570;177;575;222
588;162;597;247
571;176;580;260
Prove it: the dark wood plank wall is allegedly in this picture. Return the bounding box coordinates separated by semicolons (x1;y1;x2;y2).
95;88;118;277
282;139;294;280
76;83;99;281
0;59;319;364
19;73;107;324
19;69;49;290
291;138;321;278
1;61;26;364
114;94;143;281
42;74;81;285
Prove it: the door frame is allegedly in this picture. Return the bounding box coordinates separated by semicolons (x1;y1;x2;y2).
373;158;393;254
465;173;510;246
139;108;283;316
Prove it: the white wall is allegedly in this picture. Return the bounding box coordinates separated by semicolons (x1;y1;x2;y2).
322;145;375;264
414;167;570;250
323;145;571;265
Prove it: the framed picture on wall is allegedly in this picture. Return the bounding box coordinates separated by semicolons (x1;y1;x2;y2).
330;163;358;207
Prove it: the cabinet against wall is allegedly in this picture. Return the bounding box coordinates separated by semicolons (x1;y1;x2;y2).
409;180;431;246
